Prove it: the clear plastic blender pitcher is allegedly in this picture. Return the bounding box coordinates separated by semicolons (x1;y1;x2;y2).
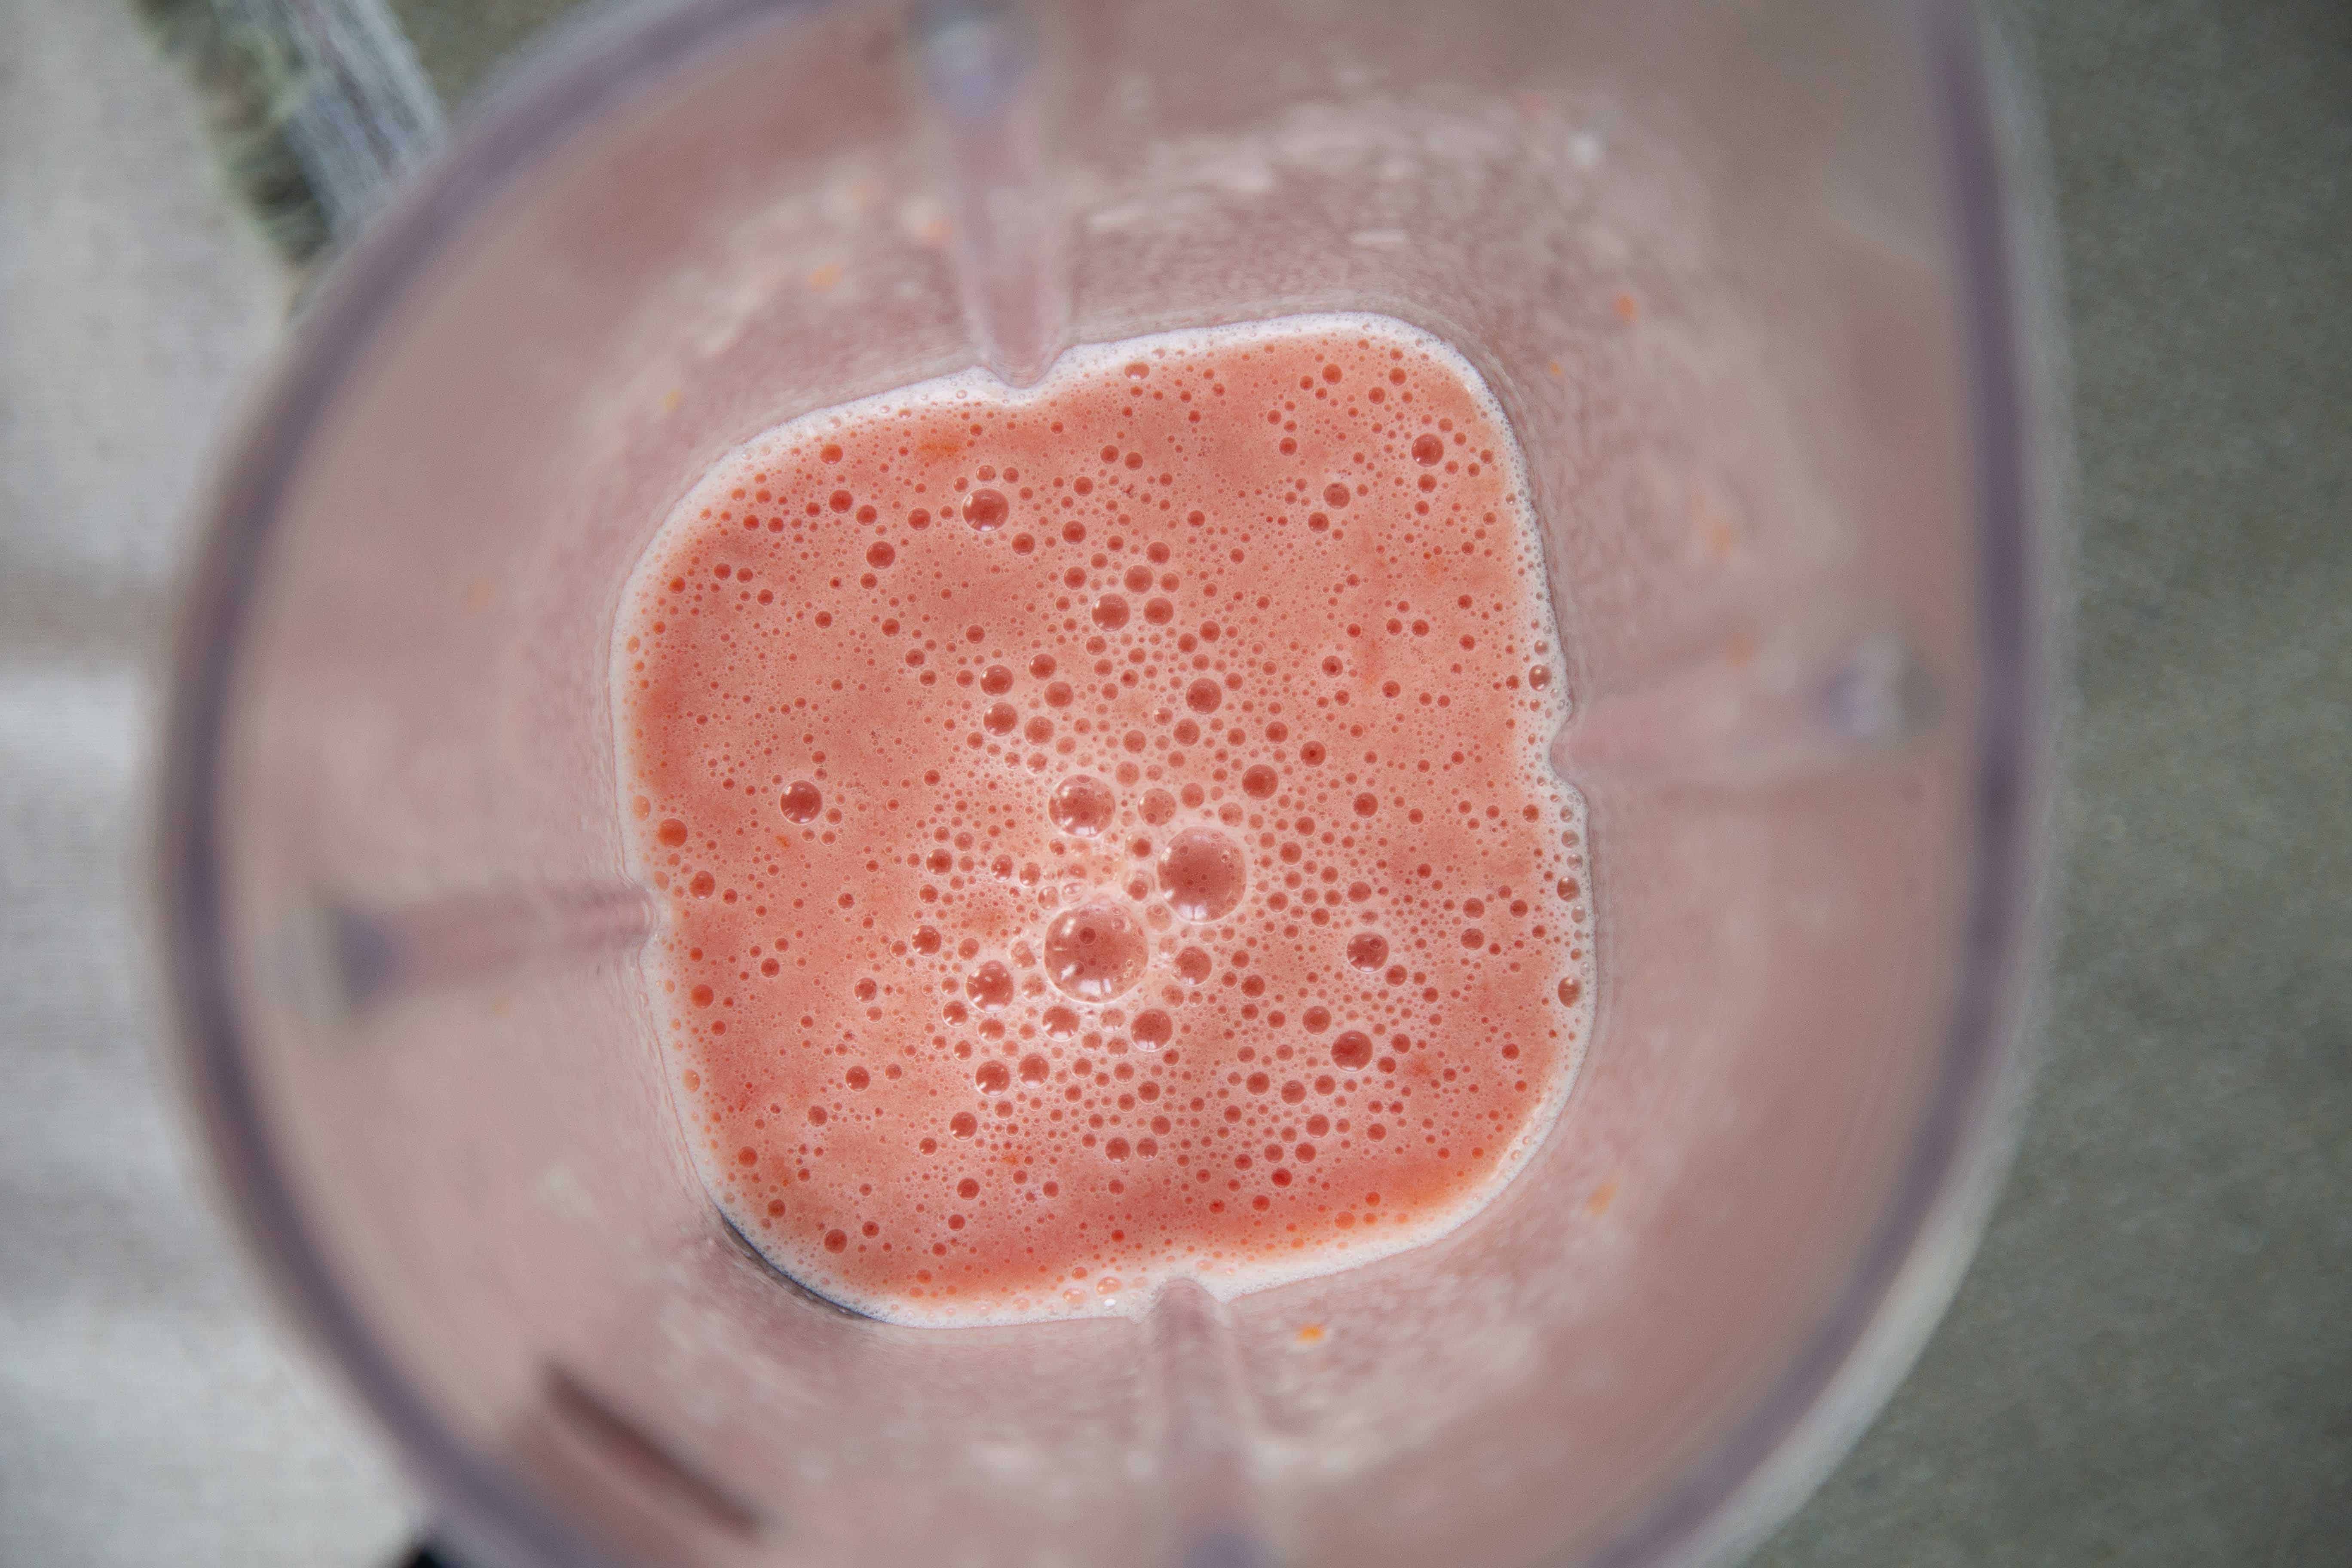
157;0;2061;1564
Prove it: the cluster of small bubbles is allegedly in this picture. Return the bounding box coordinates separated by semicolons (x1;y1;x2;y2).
612;314;1595;1327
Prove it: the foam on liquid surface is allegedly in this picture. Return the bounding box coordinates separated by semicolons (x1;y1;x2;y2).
615;315;1593;1325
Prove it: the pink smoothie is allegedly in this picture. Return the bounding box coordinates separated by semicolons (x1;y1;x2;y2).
614;314;1592;1325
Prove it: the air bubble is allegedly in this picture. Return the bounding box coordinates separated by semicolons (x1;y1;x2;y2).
964;489;1008;529
967;962;1014;1008
1043;902;1150;1001
1158;828;1246;921
1049;775;1116;837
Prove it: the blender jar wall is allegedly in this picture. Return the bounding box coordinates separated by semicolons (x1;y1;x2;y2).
163;1;2047;1565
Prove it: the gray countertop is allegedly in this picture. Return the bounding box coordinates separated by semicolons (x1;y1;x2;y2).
2;0;2343;1563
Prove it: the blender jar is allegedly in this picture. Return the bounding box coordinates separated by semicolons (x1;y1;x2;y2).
157;1;2059;1564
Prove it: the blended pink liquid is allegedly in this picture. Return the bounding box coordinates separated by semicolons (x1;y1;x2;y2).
615;315;1592;1325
